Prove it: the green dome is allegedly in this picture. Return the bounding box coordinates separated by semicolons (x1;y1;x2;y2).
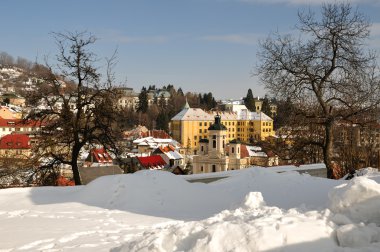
208;114;227;131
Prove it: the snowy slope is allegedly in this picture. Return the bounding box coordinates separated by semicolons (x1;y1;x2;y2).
1;167;380;251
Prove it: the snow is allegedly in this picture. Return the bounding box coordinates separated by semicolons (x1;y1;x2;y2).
1;167;380;251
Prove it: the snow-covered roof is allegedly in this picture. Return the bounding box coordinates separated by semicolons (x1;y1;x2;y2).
171;107;213;121
171;105;270;122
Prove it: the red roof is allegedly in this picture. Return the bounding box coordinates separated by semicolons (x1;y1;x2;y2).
158;145;176;153
87;148;113;163
0;117;42;128
240;145;250;158
141;130;171;139
0;134;30;149
137;155;167;168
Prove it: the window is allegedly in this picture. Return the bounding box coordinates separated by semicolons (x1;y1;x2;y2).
204;129;207;133
231;147;235;153
204;122;207;126
199;129;202;133
223;141;225;148
201;166;204;172
238;147;240;153
213;135;216;139
201;146;204;152
194;136;197;140
199;122;202;126
213;140;216;148
212;165;216;172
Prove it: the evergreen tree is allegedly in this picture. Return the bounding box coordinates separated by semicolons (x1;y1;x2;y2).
244;89;256;111
156;111;169;132
177;87;184;96
261;95;272;117
137;86;148;113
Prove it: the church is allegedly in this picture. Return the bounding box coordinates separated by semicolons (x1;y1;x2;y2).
192;114;250;174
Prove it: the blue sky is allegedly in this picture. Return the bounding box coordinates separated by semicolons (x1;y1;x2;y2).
1;0;380;99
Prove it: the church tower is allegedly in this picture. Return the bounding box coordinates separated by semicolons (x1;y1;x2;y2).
208;114;227;158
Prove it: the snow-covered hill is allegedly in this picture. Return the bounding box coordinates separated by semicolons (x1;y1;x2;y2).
0;167;380;251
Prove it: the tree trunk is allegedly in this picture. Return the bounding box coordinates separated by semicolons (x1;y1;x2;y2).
324;120;335;179
71;148;82;185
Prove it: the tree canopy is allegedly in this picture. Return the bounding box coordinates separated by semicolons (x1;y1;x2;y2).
257;3;380;178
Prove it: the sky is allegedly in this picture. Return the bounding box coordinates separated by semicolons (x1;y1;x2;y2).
1;0;380;100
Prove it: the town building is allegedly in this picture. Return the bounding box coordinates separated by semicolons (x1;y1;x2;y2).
170;101;275;153
192;115;250;174
117;87;140;110
0;134;31;159
117;87;171;110
136;155;167;170
152;145;184;167
0;118;41;138
0;106;22;119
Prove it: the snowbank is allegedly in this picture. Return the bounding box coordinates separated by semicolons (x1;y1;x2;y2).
1;166;380;251
329;177;380;224
113;168;380;252
113;192;337;252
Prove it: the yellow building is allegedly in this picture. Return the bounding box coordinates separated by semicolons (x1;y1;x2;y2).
170;102;275;153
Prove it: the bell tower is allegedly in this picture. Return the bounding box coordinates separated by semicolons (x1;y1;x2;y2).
208;114;227;158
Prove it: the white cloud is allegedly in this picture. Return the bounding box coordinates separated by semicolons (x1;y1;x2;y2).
200;33;262;45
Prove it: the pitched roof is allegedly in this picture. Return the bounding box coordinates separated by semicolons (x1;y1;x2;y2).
0;134;30;149
158;145;176;153
171;107;213;121
140;130;171;139
86;148;113;163
137;155;167;168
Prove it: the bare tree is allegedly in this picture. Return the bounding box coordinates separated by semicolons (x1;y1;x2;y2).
26;31;123;185
257;3;380;178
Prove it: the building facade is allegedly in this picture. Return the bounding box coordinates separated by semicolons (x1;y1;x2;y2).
170;102;275;153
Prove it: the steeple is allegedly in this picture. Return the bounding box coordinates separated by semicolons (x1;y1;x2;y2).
183;98;190;109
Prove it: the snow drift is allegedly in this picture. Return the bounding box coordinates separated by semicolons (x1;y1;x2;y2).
1;166;380;251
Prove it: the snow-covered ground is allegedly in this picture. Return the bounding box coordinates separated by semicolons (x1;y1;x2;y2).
1;166;380;251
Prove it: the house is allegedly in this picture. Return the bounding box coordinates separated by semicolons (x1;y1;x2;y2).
0;106;22;119
242;145;279;167
133;137;181;154
192;115;250;174
84;148;113;166
152;145;184;167
136;155;167;170
78;148;123;184
0;118;41;138
0;134;31;158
